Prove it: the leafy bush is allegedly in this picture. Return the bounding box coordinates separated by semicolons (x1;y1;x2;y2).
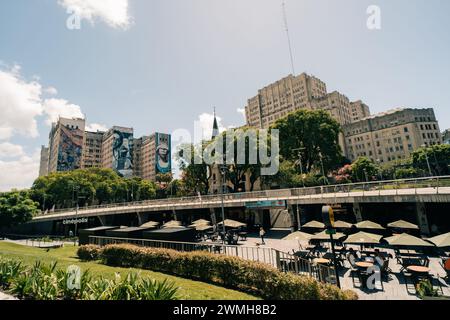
3;258;179;301
99;244;356;300
416;279;440;299
0;259;24;289
77;245;101;261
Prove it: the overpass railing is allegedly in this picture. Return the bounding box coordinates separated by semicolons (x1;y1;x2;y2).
38;175;450;217
88;236;337;285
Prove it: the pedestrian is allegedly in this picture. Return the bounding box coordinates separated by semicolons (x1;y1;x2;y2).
259;227;266;245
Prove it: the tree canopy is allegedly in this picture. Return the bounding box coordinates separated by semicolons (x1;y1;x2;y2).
0;191;38;228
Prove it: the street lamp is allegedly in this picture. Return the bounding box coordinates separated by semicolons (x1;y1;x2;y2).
318;149;328;185
421;144;433;177
219;158;228;243
376;159;383;181
292;147;306;188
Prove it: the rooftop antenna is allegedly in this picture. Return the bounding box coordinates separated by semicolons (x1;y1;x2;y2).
282;0;296;76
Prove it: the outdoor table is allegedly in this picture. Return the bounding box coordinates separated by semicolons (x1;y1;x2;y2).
314;258;330;265
355;261;374;269
407;265;430;274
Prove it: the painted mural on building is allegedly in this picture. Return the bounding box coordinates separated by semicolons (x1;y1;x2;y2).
57;126;83;171
112;129;133;178
156;133;171;174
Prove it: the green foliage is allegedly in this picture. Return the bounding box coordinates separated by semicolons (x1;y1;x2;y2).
98;244;357;300
77;245;101;261
272;109;343;174
1;257;179;301
0;191;39;228
415;279;440;299
30;168;157;210
412;144;450;176
351;157;380;182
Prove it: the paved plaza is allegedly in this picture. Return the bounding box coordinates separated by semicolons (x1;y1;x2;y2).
242;231;450;300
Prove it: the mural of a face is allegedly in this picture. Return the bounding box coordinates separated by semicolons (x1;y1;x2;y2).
156;133;171;174
57;126;83;172
112;130;133;178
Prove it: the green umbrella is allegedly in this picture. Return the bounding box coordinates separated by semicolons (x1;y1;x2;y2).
310;230;346;241
302;221;325;229
333;221;353;229
354;220;385;230
344;231;383;245
384;233;434;247
387;220;419;230
282;231;313;241
427;232;450;248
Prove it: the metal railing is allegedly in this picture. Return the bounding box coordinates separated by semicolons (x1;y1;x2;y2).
37;176;450;218
88;235;337;285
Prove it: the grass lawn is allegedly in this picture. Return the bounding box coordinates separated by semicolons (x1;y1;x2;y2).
0;241;259;300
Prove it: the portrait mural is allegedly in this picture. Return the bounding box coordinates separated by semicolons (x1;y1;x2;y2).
112;129;134;178
155;133;171;174
57;126;84;172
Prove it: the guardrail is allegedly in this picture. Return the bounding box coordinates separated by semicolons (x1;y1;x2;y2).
38;176;450;217
89;236;337;285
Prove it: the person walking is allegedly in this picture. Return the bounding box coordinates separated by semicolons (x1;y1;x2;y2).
259;227;266;245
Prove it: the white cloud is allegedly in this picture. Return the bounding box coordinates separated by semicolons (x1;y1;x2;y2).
0;67;44;139
86;123;108;132
42;98;84;125
0;149;40;192
45;86;58;95
0;143;25;159
197;113;226;141
237;108;247;122
58;0;132;29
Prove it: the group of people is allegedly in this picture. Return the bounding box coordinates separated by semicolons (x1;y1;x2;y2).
346;247;386;268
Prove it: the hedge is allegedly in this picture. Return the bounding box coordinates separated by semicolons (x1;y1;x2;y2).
77;245;358;300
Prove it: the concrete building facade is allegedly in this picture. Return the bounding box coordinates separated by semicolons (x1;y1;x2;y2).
39;146;49;177
82;131;104;169
343;108;442;164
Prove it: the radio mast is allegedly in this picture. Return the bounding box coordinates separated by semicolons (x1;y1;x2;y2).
282;0;296;76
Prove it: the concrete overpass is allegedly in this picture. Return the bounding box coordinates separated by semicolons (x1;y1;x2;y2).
32;177;450;231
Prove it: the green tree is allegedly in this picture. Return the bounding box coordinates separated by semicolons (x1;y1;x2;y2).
272;109;343;175
412;144;450;176
351;157;380;182
0;191;39;228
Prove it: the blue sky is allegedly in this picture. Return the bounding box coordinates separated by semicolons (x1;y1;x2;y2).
0;0;449;191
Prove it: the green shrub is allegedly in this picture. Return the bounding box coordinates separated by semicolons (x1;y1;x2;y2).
0;259;24;289
77;245;101;261
416;279;440;299
99;244;356;300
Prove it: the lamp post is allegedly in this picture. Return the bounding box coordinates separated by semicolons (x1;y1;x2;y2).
421;144;433;177
376;159;383;181
293;147;306;188
318;149;328;185
219;161;228;243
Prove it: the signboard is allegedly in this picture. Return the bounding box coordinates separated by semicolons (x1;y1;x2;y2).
63;218;88;225
245;200;287;209
322;205;335;228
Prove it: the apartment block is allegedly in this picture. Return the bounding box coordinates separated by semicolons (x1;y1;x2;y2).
343;108;442;164
244;73;368;129
443;129;450;144
82;131;104;169
101;126;134;178
47;117;86;174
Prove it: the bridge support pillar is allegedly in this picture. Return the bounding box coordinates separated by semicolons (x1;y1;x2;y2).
415;202;430;236
353;203;363;223
136;213;144;226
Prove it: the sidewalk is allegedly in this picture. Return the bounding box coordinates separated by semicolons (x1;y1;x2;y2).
0;292;17;300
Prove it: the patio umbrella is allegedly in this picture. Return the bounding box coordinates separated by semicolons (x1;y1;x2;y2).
427;232;450;248
140;221;160;228
162;220;183;228
191;219;211;225
354;220;385;230
192;224;214;232
302;221;325;229
282;231;313;241
384;233;434;247
333;221;353;229
310;230;346;241
387;220;419;230
217;219;246;228
344;231;383;245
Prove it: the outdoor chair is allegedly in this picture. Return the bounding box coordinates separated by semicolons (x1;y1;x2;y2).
380;259;392;280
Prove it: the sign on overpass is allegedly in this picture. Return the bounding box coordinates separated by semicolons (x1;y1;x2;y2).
245;200;287;209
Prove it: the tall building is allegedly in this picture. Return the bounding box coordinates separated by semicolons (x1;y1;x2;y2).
82;131;104;169
101;126;134;178
350;100;371;123
38;146;49;177
47;117;86;174
443;129;450;145
343;108;442;164
244;73;368;129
